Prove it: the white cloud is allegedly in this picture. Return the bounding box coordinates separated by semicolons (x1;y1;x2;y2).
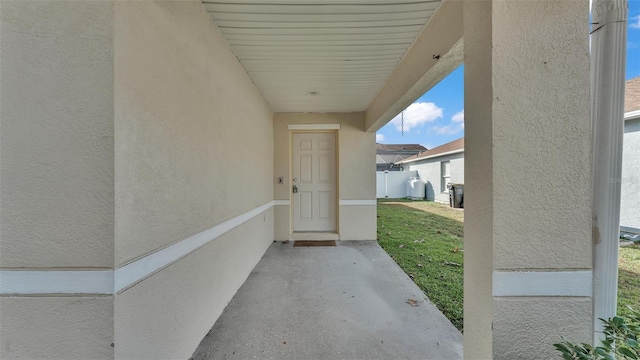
431;124;464;135
452;110;464;123
376;133;385;142
631;15;640;29
390;102;443;133
430;109;465;135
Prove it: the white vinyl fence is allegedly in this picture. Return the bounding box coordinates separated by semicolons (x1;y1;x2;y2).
376;170;418;198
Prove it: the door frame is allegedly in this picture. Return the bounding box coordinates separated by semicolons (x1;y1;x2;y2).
288;125;340;236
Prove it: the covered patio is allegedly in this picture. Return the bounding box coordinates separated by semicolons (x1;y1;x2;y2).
0;0;627;359
191;241;463;360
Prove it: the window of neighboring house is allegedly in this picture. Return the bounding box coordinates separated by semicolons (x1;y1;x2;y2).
441;161;450;192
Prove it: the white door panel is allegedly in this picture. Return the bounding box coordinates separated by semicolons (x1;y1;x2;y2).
292;132;336;232
299;155;312;183
299;192;313;220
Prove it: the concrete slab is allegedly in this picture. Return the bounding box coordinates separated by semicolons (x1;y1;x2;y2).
191;241;463;360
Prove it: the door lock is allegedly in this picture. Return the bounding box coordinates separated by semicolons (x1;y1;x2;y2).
293;185;298;193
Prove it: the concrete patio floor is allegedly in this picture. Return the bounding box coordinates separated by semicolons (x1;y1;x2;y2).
190;240;463;360
193;241;462;360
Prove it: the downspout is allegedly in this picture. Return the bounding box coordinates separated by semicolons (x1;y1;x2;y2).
590;0;627;343
384;169;389;198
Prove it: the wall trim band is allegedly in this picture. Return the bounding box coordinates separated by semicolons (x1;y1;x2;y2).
492;270;593;297
114;201;273;293
273;199;376;206
0;201;274;295
340;200;376;206
0;270;114;295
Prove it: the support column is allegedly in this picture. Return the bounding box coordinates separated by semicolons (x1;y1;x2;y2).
464;1;593;359
462;0;494;358
590;0;627;342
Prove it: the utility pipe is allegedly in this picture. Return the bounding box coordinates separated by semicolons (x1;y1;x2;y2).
384;169;389;198
590;0;627;343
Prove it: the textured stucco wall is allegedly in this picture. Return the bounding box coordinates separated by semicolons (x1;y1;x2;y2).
491;0;592;270
339;205;377;240
0;0;114;268
273;113;376;240
0;297;114;359
112;1;275;358
114;0;274;266
2;0;276;358
493;298;592;360
464;0;592;358
0;2;116;359
115;210;273;359
621;118;640;230
407;153;464;202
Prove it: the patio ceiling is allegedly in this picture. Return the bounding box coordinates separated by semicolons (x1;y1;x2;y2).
203;0;442;113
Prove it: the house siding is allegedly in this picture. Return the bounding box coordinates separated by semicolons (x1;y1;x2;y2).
621;117;640;232
406;153;464;203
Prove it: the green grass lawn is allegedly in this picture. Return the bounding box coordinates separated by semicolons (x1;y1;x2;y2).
377;199;640;332
377;199;464;331
619;244;640;319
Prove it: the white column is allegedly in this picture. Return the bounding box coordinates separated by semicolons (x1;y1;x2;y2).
463;1;494;358
590;0;628;342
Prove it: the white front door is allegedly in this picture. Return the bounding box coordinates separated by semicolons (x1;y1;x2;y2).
292;132;337;232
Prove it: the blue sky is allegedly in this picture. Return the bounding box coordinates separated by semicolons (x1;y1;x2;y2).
376;2;640;149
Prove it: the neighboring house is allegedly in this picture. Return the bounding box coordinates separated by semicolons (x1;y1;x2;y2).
396;138;464;203
376;143;426;171
395;76;639;233
622;77;640;234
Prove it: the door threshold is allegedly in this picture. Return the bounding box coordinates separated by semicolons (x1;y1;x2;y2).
290;232;339;241
293;240;336;247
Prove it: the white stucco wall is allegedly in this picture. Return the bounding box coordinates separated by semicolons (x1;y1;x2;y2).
0;0;115;269
0;297;114;359
1;2;115;358
621;118;640;232
489;0;592;270
115;211;273;359
463;0;592;358
113;1;274;358
490;2;593;357
273;113;376;240
1;0;275;359
114;0;273;266
406;153;464;203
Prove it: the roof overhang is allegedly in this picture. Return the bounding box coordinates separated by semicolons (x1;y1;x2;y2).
203;0;463;122
624;110;640;121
